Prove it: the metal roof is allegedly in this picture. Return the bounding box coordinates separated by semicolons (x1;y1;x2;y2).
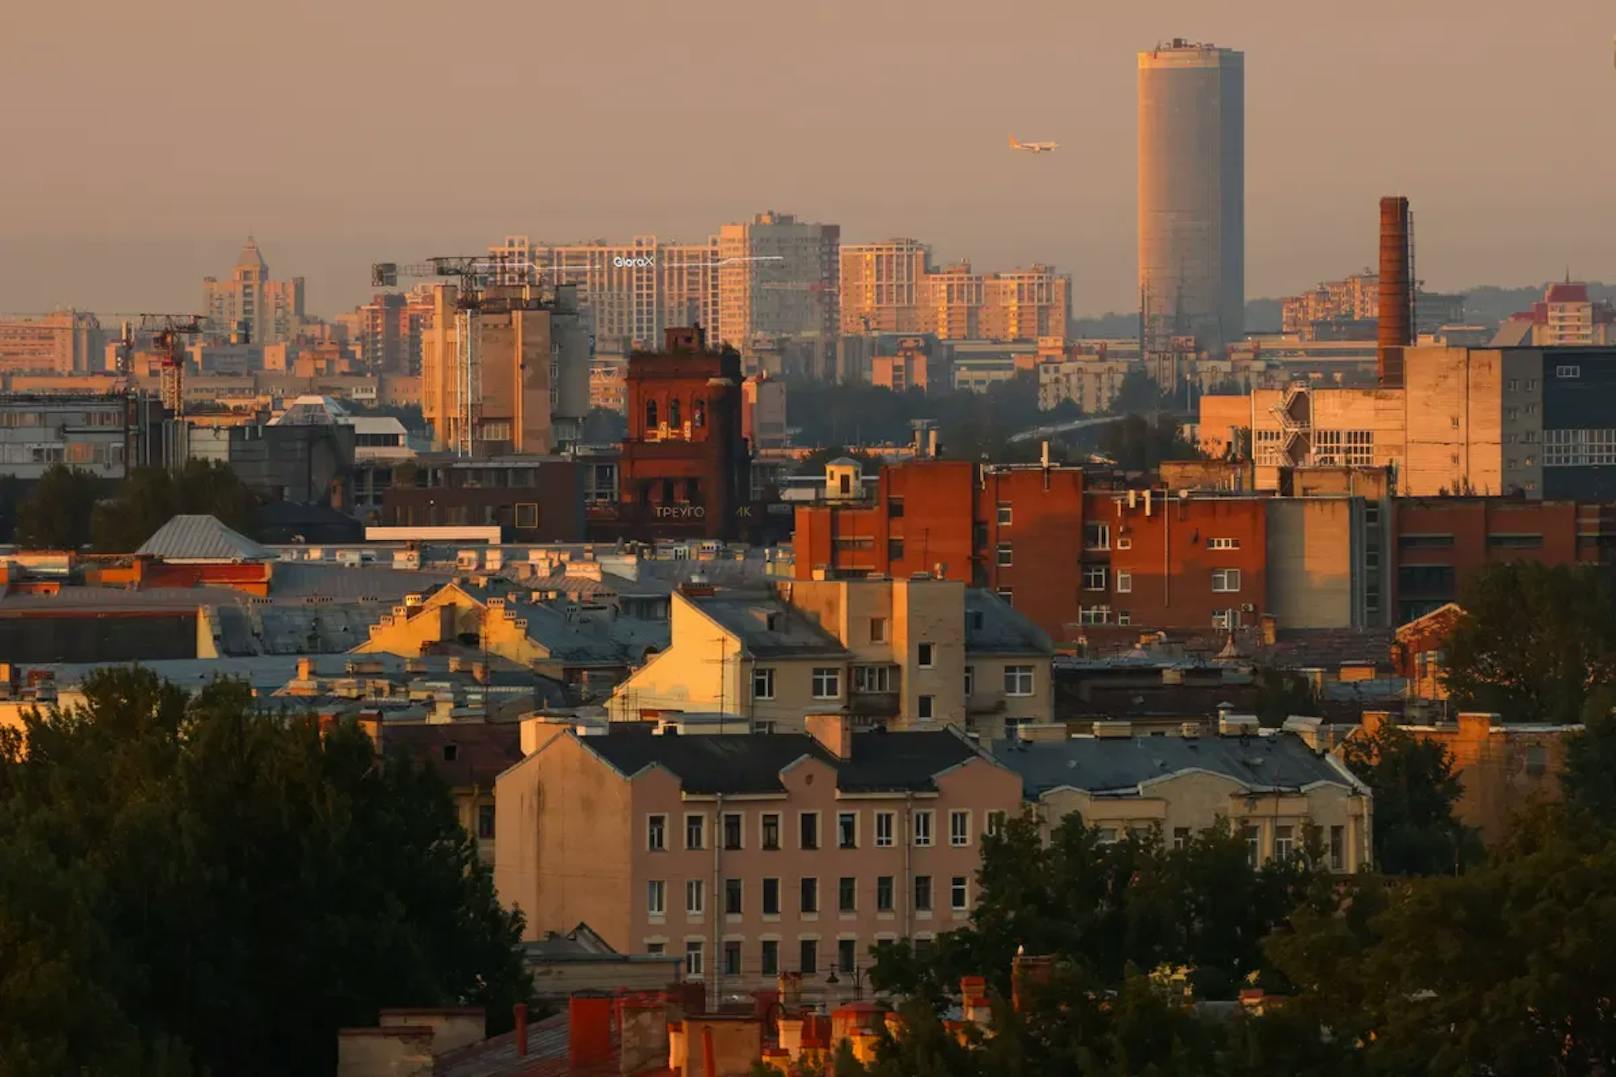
994;731;1358;797
135;515;273;563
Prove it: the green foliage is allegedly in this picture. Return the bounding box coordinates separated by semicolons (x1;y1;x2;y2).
1340;721;1479;875
1251;667;1321;728
1096;413;1201;471
0;473;30;543
1442;562;1616;725
1562;705;1616;818
0;668;529;1076
90;459;257;551
14;464;104;549
1109;367;1173;415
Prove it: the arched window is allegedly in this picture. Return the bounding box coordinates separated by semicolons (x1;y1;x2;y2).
669;398;682;428
645;398;658;429
693;399;706;427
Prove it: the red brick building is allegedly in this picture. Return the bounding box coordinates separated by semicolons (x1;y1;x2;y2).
594;326;752;541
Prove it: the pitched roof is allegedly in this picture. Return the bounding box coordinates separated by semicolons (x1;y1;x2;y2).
578;728;981;795
966;589;1054;655
994;731;1355;797
135;515;272;563
686;590;847;658
383;722;523;789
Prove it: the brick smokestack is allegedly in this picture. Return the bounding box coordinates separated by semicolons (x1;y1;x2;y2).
1377;196;1411;388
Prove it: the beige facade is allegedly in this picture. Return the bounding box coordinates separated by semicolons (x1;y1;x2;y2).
492;720;1025;1000
202;236;305;345
606;579;1053;736
1265;498;1372;629
0;309;104;375
1037;355;1134;412
918;262;1069;344
840;239;930;335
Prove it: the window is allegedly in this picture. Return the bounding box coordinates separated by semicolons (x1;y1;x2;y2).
647;880;666;916
686;879;704;916
876;876;894;912
964;665;975;696
800;877;819;915
913;810;934;847
1507;378;1518;391
997;502;1013;526
1097;827;1118;845
854;665;893;693
986;810;1007;837
648;814;667;851
752;668;776;701
837;938;856;973
839;876;856;913
800;812;820;850
477;804;495;840
1329;826;1344;871
914;875;933;913
685;814;705;850
996;588;1013;606
950;876;968;911
996;543;1013;567
1117;611;1132;626
1211;568;1241;593
685;940;703;978
888;496;904;518
1208;537;1240;550
647;941;666;956
1243;825;1260;868
761;939;779;975
1557;364;1581;379
1526;743;1548;777
1399;533;1456;549
722;813;742;850
1082;565;1107;591
1079;606;1111;626
1488;533;1543;549
917;694;935;721
724;878;743;916
1274;826;1294;861
1115;571;1133;593
838;812;857;849
1115;535;1133;550
799;940;818;975
917;643;935;668
762;813;781;850
1212;609;1240;630
949;809;970;847
1084;522;1110;551
1544;428;1616;467
1173;827;1190;851
887;538;904;561
762;877;780;916
875;812;895;848
914;936;934;959
811;668;841;700
1004;665;1035;697
723;940;741;976
869;616;888;643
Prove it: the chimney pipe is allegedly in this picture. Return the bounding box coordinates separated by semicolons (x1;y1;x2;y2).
1377;196;1411;388
514;1003;529;1057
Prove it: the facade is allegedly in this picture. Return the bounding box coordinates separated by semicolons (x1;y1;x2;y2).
1036;352;1136;413
869;338;949;395
839;239;930;334
998;727;1373;873
1138;40;1244;354
380;721;522;866
374;456;586;543
420;283;590;456
0;309;105;374
0;394;134;480
716;212;840;365
493;718;1025;996
346;287;433;374
606;577;1053;740
1492;281;1616;348
486;234;720;350
184;420;354;505
1281;271;1466;342
201;236;305;345
742;375;788;449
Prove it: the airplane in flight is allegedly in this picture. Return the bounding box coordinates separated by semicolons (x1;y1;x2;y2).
1009;134;1058;154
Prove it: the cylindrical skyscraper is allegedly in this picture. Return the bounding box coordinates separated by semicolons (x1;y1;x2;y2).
1138;40;1245;356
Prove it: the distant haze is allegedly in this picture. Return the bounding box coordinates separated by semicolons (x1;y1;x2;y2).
2;0;1613;317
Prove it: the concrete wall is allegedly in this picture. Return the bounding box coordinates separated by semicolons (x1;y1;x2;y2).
377;1010;484;1055
1266;499;1358;629
336;1028;434;1077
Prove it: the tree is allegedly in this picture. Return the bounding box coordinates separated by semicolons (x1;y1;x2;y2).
0;668;529;1076
1442;562;1616;725
1251;667;1320;728
1340;721;1479;875
1108;367;1172;416
14;464;102;549
1561;703;1616;819
90;460;257;551
1097;413;1201;472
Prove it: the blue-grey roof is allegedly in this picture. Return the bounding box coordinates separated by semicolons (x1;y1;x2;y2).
135;515;272;562
966;589;1053;655
993;732;1356;797
687;590;847;658
268;561;452;603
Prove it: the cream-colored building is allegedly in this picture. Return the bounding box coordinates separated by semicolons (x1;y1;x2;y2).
202;236;305;345
920;262;1069;344
607;578;1054;738
840;239;930;335
995;722;1372;873
717;212;840;353
493;715;1025;999
0;309;104;375
1036;354;1134;412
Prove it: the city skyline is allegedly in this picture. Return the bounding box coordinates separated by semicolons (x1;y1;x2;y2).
3;1;1614;318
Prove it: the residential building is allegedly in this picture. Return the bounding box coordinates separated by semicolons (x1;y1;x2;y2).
492;717;1025;997
370;455;586;542
201;236;306;345
381;722;522;866
997;724;1372;873
1138;40;1244;354
918;262;1069;344
839;239;930;334
486;234;720;350
1036;351;1136;413
716;212;840;370
344;287;434;374
0;309;105;374
870;337;949;394
606;576;1052;739
1491;281;1616;348
420;283;590;456
0;393;135;480
184;415;355;505
742;374;788;449
1281;270;1466;343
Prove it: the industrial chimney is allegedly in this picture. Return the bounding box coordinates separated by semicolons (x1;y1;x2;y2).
1377;196;1412;388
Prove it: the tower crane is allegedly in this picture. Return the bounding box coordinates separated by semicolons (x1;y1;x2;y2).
111;314;205;414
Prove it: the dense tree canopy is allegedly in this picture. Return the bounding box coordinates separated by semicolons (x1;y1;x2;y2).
1442;562;1616;725
1339;721;1479;875
13;464;104;549
0;669;529;1076
8;459;258;552
1096;413;1201;472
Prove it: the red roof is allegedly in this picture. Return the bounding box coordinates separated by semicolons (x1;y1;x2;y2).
1546;282;1590;304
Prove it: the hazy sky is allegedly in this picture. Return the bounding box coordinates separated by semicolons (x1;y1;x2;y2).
3;0;1613;318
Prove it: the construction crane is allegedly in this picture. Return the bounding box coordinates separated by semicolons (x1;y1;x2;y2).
111;315;205;414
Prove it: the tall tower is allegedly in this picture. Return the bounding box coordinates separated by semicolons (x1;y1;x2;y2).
1137;40;1245;356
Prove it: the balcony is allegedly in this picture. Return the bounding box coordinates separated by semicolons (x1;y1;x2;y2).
849;691;900;718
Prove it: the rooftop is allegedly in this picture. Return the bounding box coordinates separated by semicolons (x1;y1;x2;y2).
135;515;273;563
687;590;846;658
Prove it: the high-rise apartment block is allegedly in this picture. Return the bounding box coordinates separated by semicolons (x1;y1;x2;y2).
420;283;589;456
840;241;1070;344
1282;271;1468;341
716;212;840;355
840;239;930;334
343;287;434;374
486;235;719;351
1138;40;1244;354
201;236;305;345
1493;282;1616;348
0;309;105;374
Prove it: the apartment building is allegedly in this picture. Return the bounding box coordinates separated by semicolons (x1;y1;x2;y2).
486;235;720;350
0;394;135;480
493;717;1024;997
840;239;930;335
606;576;1053;740
997;723;1373;873
0;309;105;375
201;236;305;345
716;212;840;358
1492;281;1616;348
